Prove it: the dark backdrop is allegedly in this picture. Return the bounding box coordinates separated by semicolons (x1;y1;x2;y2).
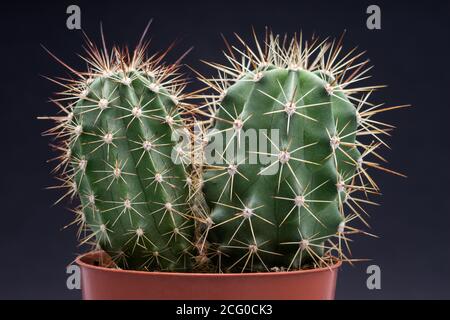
0;0;448;299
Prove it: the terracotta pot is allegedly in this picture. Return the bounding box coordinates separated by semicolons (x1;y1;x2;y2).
76;251;341;300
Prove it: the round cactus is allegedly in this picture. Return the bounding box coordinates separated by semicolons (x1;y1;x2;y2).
41;30;196;271
197;31;406;272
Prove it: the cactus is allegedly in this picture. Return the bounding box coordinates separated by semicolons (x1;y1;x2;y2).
197;31;406;272
41;29;197;271
42;27;406;274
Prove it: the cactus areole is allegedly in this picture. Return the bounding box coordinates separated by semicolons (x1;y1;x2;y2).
42;27;405;293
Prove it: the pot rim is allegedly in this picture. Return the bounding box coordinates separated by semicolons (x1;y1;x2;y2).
76;250;342;278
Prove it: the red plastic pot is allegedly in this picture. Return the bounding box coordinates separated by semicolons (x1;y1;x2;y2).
76;251;341;300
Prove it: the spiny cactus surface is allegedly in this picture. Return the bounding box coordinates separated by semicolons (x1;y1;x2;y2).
197;32;406;272
42;32;196;271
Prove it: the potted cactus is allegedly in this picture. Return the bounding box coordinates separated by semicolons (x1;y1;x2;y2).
41;27;405;300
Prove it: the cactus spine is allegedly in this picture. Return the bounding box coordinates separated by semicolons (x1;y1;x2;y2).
42;31;196;271
197;32;406;272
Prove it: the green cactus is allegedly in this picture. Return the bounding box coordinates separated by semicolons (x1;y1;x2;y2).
42;28;405;274
42;33;196;271
197;32;404;272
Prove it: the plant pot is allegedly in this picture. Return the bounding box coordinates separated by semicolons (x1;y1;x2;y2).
76;251;341;300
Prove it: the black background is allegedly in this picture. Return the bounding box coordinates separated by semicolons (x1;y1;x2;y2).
0;0;448;299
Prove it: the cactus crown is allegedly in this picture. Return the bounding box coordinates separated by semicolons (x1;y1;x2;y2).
42;27;406;273
195;30;407;272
